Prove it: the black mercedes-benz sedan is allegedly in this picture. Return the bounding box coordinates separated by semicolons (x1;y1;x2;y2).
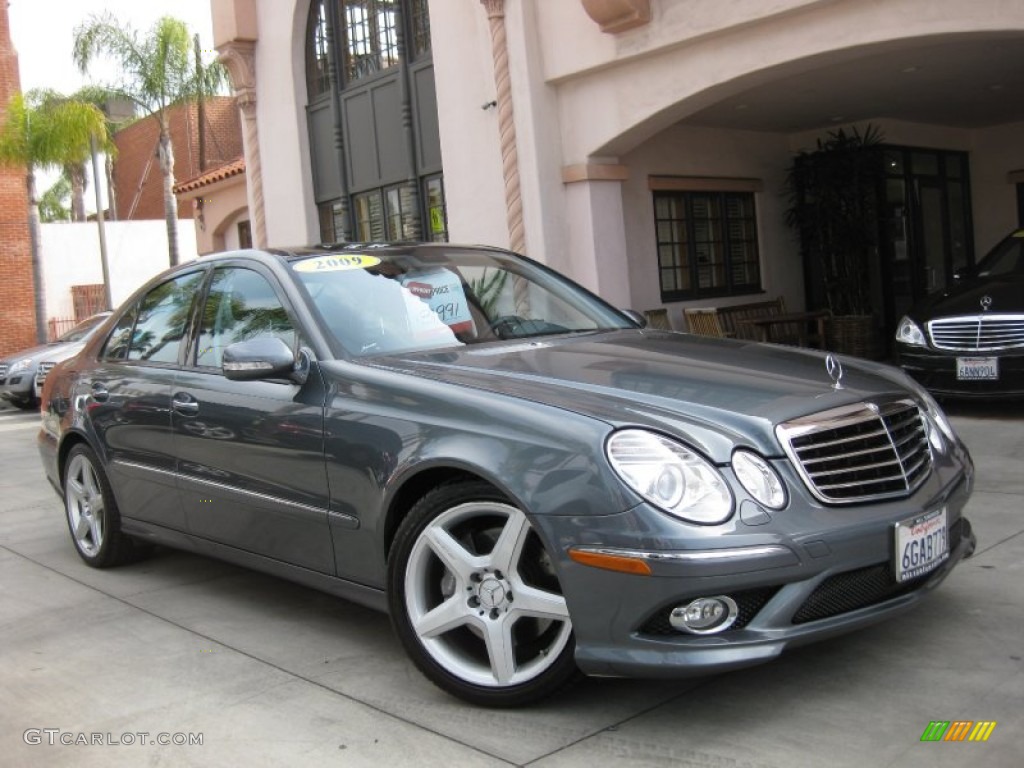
895;228;1024;397
39;244;975;706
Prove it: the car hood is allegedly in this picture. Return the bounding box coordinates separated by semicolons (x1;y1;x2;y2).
41;341;87;365
909;274;1024;320
0;340;71;366
375;330;914;461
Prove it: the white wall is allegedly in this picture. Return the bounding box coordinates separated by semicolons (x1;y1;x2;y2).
252;0;320;246
970;121;1024;252
536;0;832;84
429;0;511;251
541;0;1024;160
41;221;198;319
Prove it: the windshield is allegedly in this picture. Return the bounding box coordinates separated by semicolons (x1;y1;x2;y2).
975;230;1024;278
291;247;635;357
56;313;109;343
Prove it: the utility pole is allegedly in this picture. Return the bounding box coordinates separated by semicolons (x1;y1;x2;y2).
90;134;112;311
195;34;206;173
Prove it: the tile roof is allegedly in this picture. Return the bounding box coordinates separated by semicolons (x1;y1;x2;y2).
173;156;246;194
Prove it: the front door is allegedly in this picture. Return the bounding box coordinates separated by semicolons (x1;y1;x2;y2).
172;265;334;574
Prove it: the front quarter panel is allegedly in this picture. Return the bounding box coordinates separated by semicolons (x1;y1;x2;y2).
319;360;628;588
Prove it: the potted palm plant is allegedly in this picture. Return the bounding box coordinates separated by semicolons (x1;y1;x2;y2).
786;125;885;358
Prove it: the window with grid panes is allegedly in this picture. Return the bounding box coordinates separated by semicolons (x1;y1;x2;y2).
353;191;385;241
653;191;761;301
409;0;431;58
306;0;331;99
318;200;347;243
342;0;400;82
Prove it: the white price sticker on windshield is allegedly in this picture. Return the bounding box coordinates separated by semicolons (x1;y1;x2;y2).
401;270;472;333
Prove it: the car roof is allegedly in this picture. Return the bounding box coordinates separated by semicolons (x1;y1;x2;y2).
190;243;511;273
263;242;508;263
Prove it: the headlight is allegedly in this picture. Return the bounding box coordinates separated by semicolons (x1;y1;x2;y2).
916;387;958;447
731;450;787;509
606;429;733;524
895;316;926;347
9;358;33;373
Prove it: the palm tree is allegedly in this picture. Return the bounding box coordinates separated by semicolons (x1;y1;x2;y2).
39;176;72;222
0;91;108;342
33;87;121;223
73;14;225;266
61;86;124;222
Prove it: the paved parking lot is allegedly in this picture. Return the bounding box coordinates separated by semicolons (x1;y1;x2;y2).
0;399;1021;767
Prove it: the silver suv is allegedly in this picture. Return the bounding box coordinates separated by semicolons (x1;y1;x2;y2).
0;313;110;409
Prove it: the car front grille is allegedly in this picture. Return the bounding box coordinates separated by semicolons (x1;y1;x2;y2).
791;519;964;624
777;399;932;504
928;314;1024;351
637;587;779;637
36;361;55;385
0;363;7;379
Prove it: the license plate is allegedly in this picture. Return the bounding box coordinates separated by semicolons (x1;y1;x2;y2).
895;507;948;583
957;356;998;380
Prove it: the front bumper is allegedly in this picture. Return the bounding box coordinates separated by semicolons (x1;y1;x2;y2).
897;345;1024;398
534;462;974;679
0;374;34;402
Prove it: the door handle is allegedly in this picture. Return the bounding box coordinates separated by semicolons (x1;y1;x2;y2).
172;392;200;416
90;383;109;402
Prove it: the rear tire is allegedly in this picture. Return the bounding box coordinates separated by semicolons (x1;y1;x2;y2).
63;444;148;568
388;480;578;706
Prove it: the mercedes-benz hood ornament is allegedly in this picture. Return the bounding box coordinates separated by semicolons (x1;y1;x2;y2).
826;353;844;390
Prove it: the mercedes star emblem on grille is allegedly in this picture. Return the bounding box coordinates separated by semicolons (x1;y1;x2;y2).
980;295;993;311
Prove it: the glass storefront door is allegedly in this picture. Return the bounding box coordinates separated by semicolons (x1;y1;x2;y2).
880;147;974;337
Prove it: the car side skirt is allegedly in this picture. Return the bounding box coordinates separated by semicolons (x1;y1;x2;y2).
120;518;389;614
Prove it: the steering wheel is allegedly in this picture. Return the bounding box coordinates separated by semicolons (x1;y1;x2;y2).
488;315;527;339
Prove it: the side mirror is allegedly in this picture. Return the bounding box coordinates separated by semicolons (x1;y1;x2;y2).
621;309;647;328
222;337;297;381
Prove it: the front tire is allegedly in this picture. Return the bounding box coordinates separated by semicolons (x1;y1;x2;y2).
63;444;145;568
388;481;577;706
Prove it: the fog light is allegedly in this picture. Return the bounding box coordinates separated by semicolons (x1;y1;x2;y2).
669;596;739;634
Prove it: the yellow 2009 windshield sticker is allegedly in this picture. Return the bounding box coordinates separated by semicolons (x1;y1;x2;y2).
293;254;381;272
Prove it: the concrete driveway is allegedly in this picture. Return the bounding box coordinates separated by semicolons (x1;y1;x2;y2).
0;400;1021;767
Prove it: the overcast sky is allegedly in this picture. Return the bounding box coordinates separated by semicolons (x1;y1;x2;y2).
9;0;217;96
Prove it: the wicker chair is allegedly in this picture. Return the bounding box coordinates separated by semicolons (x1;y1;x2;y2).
718;297;786;339
642;308;672;330
683;308;727;337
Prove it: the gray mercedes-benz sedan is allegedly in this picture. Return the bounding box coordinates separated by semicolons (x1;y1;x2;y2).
38;244;975;706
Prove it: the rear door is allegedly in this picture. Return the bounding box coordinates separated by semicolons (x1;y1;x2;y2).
86;269;206;531
172;264;334;573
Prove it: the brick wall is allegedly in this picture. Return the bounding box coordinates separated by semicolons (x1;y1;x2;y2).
113;96;243;221
0;3;38;355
